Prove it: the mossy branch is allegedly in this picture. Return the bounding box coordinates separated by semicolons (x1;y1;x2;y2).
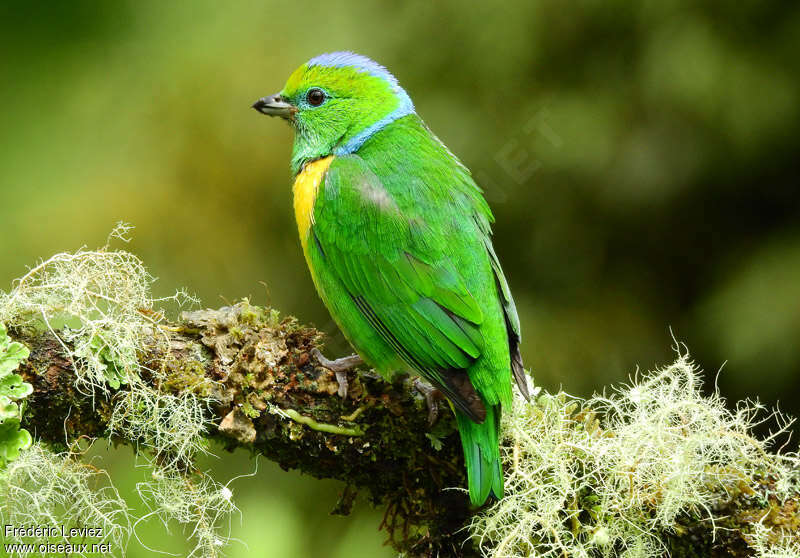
1;233;798;557
8;302;473;556
5;302;799;557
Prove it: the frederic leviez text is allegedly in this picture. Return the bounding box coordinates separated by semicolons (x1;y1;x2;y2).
4;524;111;554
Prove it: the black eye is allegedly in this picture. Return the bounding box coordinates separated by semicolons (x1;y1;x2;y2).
306;88;325;106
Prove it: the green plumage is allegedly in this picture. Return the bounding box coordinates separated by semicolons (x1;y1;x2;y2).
254;52;527;506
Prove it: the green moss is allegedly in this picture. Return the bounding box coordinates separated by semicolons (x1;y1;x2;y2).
228;326;244;341
240;400;259;419
160;351;214;398
237;299;280;328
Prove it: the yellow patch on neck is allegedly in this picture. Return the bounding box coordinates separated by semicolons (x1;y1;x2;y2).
293;156;333;251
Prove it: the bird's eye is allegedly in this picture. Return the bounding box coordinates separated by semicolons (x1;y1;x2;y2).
306;88;326;106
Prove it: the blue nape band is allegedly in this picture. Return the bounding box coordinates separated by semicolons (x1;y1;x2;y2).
334;96;414;155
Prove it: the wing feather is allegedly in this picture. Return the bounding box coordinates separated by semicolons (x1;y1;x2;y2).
313;155;488;419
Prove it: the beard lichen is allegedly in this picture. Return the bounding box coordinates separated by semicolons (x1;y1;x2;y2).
0;224;152;393
749;522;800;558
469;354;800;558
134;467;240;558
107;387;213;470
0;225;240;558
0;442;131;556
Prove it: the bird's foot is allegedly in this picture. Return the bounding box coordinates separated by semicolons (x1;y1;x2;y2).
413;378;443;426
311;348;363;398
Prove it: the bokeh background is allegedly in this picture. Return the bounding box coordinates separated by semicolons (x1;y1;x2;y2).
1;1;798;556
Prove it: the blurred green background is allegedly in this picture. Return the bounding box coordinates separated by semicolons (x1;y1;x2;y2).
1;1;798;556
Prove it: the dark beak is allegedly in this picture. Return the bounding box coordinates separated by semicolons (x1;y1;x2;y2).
252;94;296;119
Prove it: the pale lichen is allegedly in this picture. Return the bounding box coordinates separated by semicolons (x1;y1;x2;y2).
107;387;212;469
470;353;800;557
750;521;800;558
0;442;130;557
135;468;240;558
0;226;238;558
0;222;195;393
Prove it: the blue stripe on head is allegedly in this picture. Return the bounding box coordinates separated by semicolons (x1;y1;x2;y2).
308;52;415;155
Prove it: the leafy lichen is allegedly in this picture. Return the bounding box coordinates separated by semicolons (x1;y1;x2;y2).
0;323;32;463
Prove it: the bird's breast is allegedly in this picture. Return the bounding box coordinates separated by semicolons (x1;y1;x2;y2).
293;156;334;252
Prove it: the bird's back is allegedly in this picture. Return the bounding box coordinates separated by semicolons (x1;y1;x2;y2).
329;113;515;409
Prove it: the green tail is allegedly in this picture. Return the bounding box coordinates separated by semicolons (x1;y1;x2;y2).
455;404;504;506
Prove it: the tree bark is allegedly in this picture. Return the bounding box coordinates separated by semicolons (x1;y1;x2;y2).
9;302;799;557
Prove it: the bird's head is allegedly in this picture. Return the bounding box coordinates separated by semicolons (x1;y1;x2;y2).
253;52;414;173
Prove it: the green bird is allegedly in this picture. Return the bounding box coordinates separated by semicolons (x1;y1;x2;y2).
253;52;528;506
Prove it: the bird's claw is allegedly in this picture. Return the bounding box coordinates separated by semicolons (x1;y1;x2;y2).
413;378;442;426
311;348;363;398
335;370;348;398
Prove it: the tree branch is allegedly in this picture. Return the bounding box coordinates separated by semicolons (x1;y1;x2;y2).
9;301;800;557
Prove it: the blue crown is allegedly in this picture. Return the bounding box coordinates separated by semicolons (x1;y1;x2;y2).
308;52;401;89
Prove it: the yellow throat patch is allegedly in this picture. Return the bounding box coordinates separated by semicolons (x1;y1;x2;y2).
293;156;333;251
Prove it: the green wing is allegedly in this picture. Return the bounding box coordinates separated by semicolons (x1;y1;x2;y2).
311;154;491;420
477;216;528;399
